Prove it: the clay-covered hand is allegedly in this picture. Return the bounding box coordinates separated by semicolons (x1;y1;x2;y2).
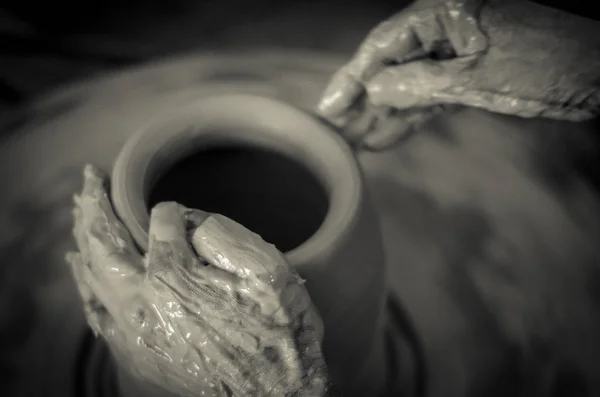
66;165;331;397
318;0;600;150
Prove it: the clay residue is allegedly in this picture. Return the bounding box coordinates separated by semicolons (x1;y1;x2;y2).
67;165;332;397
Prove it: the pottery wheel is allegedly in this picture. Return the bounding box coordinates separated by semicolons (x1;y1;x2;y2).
1;49;600;397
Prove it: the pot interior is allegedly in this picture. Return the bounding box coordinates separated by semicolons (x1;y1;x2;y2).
147;144;330;253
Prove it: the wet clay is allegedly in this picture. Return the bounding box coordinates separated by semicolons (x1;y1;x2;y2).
318;0;600;151
67;166;331;397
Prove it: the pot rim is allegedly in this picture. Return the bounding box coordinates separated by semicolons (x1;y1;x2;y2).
111;94;363;266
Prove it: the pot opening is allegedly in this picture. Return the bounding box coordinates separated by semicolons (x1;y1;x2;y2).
147;145;330;253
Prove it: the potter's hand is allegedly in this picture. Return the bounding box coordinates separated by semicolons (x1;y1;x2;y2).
318;0;600;150
66;165;331;397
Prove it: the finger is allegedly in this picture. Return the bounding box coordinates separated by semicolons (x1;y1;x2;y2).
317;67;365;118
66;251;95;304
365;59;472;110
75;164;144;282
179;265;259;323
317;12;421;117
146;204;256;315
360;106;450;151
320;91;381;144
71;206;90;266
191;214;288;281
84;300;117;339
339;103;405;149
147;202;203;277
66;251;115;338
367;58;552;118
360;115;414;151
339;103;380;146
437;0;488;56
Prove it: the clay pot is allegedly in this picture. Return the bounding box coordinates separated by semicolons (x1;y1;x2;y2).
111;94;387;396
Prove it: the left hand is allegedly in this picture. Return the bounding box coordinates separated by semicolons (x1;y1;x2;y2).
317;0;600;151
66;165;331;397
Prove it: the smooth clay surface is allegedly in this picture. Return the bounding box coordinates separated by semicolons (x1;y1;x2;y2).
0;50;599;397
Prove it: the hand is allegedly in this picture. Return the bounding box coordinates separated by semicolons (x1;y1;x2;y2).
318;0;600;150
66;165;331;397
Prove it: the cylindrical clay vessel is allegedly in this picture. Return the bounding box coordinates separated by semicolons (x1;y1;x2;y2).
110;94;387;396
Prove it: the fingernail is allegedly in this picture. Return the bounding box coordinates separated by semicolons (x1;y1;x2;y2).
192;214;283;278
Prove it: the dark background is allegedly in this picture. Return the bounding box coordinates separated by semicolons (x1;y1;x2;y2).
0;0;400;115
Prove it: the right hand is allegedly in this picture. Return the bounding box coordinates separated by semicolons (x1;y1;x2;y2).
66;165;331;397
318;0;600;150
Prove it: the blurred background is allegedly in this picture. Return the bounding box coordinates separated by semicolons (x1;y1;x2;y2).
0;0;402;116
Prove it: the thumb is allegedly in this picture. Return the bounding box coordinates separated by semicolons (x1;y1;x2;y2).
365;59;472;110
